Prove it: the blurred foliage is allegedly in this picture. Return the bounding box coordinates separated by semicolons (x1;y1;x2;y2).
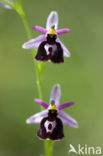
0;0;103;156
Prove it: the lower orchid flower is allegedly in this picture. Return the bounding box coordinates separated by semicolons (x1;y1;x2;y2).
0;0;12;9
23;11;71;64
26;84;78;141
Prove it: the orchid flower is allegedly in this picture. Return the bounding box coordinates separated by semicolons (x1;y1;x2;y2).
0;0;12;9
26;84;78;141
23;11;71;64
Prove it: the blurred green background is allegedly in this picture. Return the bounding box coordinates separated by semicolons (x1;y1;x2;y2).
0;0;103;156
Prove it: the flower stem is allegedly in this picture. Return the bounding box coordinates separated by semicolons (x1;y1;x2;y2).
45;140;54;156
17;0;44;101
15;1;54;156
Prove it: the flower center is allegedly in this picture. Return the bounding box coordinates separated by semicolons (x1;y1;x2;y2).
48;100;58;110
47;25;57;36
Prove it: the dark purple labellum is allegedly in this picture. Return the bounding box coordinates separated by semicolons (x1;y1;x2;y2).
35;34;64;64
37;109;64;140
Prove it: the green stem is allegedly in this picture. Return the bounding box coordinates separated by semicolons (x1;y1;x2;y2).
45;140;54;156
18;0;31;39
15;1;54;156
17;0;44;100
35;61;44;100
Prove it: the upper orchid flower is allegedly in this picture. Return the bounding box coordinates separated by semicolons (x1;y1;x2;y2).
26;84;78;141
0;0;12;9
23;11;71;64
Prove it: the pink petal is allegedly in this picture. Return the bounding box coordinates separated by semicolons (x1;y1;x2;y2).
32;26;47;34
58;111;78;128
22;35;46;49
46;11;59;30
57;29;70;36
57;38;71;57
0;3;12;9
58;102;74;110
34;99;49;109
26;110;48;124
50;84;61;106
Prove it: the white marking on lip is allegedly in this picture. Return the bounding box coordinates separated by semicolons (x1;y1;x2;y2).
44;44;57;55
44;120;56;133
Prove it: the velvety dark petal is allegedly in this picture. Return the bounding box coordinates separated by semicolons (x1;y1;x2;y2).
50;118;64;140
58;102;74;110
50;84;61;106
32;26;47;34
50;42;64;64
39;40;63;64
35;41;48;62
35;99;49;109
46;11;59;30
37;116;64;140
35;39;63;63
58;111;78;128
26;110;48;124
